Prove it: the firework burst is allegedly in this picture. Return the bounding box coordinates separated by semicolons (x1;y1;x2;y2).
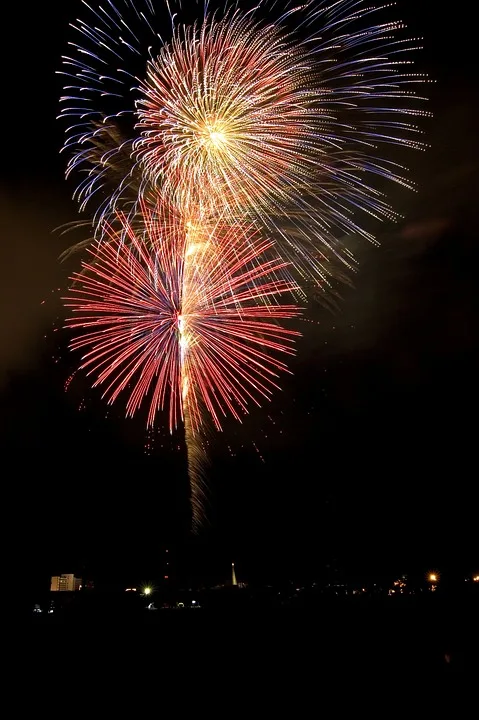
58;0;430;527
63;206;300;432
59;0;429;285
134;10;325;219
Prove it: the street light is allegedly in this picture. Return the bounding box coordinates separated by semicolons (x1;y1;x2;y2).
427;571;439;592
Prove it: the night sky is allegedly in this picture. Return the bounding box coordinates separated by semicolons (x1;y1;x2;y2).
2;1;477;593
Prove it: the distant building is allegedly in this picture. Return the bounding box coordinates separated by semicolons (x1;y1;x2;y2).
50;574;82;592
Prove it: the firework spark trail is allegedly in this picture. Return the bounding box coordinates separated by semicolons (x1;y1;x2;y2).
184;405;210;532
59;0;429;286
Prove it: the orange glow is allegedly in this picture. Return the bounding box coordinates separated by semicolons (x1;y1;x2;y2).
428;573;437;583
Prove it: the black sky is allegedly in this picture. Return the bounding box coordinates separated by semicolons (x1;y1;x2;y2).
1;1;477;592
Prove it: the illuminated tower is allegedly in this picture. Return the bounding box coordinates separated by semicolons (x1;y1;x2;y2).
231;562;237;587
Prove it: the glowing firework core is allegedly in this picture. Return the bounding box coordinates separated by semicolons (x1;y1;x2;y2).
201;120;229;150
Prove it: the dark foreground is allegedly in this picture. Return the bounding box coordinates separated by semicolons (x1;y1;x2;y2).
26;588;477;680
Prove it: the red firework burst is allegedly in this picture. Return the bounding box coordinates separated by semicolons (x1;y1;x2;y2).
63;205;301;431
